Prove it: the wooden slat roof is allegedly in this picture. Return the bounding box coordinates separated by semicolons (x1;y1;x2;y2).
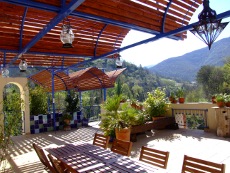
29;67;126;92
0;0;203;70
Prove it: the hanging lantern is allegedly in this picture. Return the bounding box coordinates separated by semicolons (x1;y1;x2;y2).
19;59;28;72
115;54;123;68
1;67;9;78
60;18;74;48
190;0;229;50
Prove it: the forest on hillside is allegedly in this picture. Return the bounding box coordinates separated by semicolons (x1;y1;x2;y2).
149;37;230;82
5;55;230;113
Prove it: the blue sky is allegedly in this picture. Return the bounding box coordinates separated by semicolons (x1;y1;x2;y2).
121;0;230;67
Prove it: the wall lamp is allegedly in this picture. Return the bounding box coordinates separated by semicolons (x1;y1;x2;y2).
190;0;229;50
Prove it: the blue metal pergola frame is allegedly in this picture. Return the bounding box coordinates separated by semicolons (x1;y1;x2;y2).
1;0;230;132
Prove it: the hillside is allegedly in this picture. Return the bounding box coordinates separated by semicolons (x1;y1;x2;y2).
149;37;230;82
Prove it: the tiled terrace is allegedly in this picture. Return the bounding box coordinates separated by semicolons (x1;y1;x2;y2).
1;122;230;173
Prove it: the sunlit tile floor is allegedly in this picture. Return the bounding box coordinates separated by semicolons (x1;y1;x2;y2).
1;122;230;173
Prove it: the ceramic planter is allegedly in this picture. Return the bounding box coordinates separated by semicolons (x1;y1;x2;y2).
115;128;131;141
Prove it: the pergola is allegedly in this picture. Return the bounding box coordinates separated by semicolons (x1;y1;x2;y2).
0;1;230;133
0;0;206;70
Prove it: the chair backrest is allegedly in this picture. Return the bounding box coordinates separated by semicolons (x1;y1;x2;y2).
32;143;55;172
93;133;110;149
48;154;70;173
181;155;226;173
111;139;132;156
139;146;169;169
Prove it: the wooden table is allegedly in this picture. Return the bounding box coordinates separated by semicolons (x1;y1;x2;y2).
46;142;167;173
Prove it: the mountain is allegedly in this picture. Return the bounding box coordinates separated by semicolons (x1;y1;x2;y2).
148;37;230;82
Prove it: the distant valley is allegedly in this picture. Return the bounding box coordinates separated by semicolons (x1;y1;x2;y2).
148;37;230;82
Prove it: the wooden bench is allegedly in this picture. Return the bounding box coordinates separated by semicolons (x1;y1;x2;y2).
130;117;176;142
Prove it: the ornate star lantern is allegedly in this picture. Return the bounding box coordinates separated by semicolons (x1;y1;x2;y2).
19;59;28;72
190;0;229;50
60;18;74;48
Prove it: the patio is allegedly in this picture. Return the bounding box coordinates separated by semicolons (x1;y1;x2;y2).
2;121;230;173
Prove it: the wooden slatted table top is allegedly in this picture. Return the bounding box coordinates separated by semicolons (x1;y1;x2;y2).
45;141;167;173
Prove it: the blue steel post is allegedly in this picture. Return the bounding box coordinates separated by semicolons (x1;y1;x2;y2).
103;88;106;101
79;91;83;117
48;93;50;113
51;69;56;131
102;68;106;101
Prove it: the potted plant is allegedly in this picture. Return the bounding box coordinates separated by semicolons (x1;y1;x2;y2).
169;92;177;103
224;94;230;107
99;95;145;141
62;91;80;130
215;93;225;107
144;88;170;121
176;87;185;104
62;112;72;131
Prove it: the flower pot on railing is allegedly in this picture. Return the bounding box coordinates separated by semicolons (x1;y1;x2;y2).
217;101;225;107
179;97;185;104
225;102;230;107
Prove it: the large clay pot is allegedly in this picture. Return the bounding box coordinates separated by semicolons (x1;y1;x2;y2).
152;116;166;121
64;119;71;130
115;128;131;141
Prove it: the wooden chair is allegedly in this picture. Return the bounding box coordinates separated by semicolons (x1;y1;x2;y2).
47;154;67;173
32;143;55;173
93;133;110;149
111;139;132;156
181;155;226;173
139;146;169;169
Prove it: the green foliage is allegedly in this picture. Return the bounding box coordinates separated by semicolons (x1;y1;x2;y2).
62;113;72;120
224;94;230;102
144;88;170;119
99;95;145;137
176;87;185;98
54;91;66;112
1;86;24;170
65;90;80;113
29;85;48;115
116;79;122;96
186;114;205;130
196;65;225;99
186;87;207;102
215;93;225;102
101;95;120;113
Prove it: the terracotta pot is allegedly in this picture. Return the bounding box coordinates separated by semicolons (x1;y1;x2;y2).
64;119;71;131
115;128;131;141
179;97;185;104
64;119;70;125
152;116;165;121
225;102;230;107
217;101;225;107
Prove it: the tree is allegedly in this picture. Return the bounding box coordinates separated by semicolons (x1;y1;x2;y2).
29;85;48;115
196;65;224;98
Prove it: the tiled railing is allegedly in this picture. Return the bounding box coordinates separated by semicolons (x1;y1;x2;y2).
30;112;83;134
172;108;208;129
